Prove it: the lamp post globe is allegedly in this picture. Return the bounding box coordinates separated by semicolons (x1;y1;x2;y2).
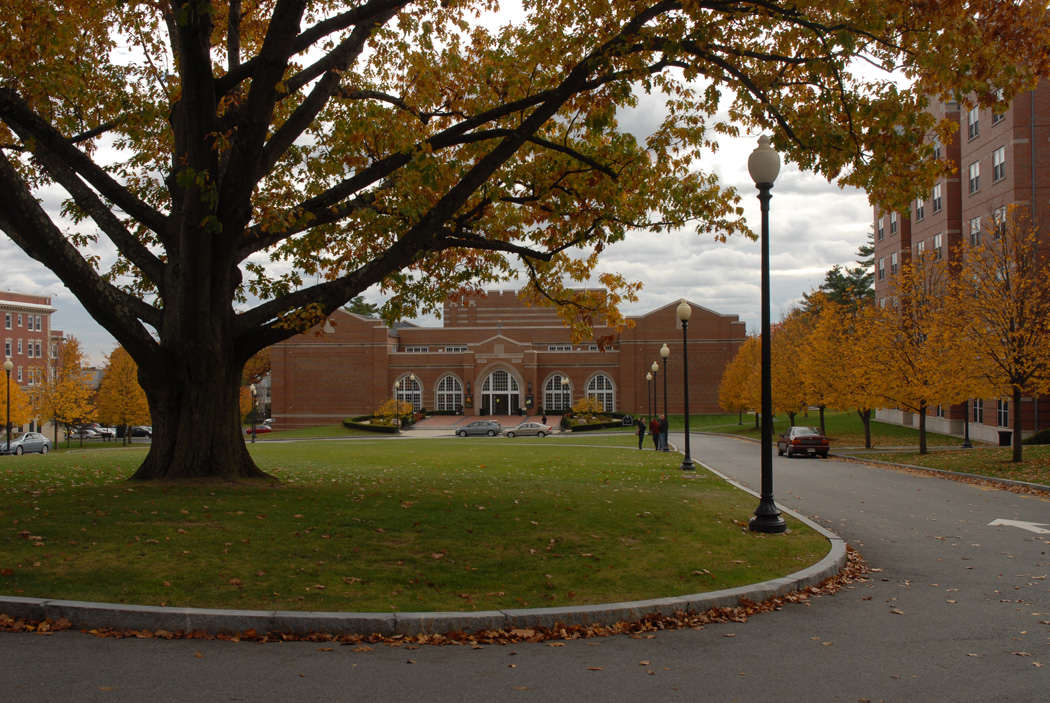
747;135;787;534
676;300;694;471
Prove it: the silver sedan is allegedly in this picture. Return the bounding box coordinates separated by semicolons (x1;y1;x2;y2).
0;432;52;455
502;422;553;438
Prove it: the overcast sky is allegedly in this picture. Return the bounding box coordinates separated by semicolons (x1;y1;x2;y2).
0;11;873;367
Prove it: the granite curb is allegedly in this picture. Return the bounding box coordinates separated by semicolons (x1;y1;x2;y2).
1;487;846;638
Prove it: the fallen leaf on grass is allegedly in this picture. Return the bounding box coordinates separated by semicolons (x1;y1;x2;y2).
587;667;603;671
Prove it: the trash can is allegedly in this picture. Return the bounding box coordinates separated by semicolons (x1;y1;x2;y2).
998;430;1013;446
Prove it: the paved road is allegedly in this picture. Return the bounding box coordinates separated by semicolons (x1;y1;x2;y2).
3;433;1048;702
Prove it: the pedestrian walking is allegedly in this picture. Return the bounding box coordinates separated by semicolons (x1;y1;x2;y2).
635;416;646;449
649;416;660;449
658;414;669;451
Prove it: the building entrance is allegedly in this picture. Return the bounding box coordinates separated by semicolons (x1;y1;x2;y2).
480;369;521;415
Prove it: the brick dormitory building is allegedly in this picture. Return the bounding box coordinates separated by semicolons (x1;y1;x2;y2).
1;290;63;433
873;80;1050;443
271;290;746;429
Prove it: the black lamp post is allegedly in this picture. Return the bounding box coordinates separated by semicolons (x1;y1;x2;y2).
646;371;653;422
249;383;257;444
962;399;972;448
660;344;669;450
748;135;787;534
4;357;12;455
676;300;695;471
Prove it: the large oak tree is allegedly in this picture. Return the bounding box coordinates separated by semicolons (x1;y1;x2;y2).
1;1;1047;479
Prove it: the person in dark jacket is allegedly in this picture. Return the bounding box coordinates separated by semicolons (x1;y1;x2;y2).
635;416;646;449
649;417;660;449
658;414;669;451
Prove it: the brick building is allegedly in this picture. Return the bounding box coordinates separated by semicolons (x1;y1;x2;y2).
2;290;61;432
271;291;746;428
873;80;1050;442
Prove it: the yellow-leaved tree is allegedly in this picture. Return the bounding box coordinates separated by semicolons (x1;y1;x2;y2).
1;376;34;443
719;336;761;429
35;336;94;446
96;346;151;446
868;253;978;454
805;301;887;449
946;205;1050;462
1;1;1048;479
771;312;812;428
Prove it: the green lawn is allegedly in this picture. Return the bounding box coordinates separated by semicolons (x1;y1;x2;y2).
0;438;828;613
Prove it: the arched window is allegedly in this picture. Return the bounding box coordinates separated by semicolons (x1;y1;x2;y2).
396;375;422;411
544;374;572;411
586;373;615;411
435;375;464;412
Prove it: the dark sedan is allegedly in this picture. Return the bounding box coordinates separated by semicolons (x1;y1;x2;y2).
777;426;830;458
0;432;52;456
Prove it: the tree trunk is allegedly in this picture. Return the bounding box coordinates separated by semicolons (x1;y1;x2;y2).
859;408;872;449
818;405;826;436
130;351;271;481
1012;387;1023;463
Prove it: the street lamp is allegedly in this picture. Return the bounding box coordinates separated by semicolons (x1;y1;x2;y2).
660;344;670;451
747;134;786;533
4;357;12;455
676;300;694;471
962;400;972;449
646;372;653;422
561;376;569;412
249;383;257;444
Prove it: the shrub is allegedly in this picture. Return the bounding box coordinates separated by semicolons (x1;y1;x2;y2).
1022;428;1050;445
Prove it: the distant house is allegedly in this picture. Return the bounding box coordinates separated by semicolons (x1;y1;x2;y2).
271;290;746;428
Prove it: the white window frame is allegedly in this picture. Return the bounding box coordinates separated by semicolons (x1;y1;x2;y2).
915;198;924;221
992;146;1006;182
889;212;897;234
969;217;981;246
996;399;1009;427
967;107;980;139
404;346;429;353
933;233;943;260
544;374;572;411
435;375;464;411
547;345;572;352
585;373;615;412
443;346;467;353
877;217;884;241
878;258;885;281
968;162;980;194
993;206;1007;240
972;398;984;424
890;251;899;275
932;184;942;212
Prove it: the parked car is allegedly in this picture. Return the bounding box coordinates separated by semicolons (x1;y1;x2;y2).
84;423;116;438
246;425;272;435
503;421;553;438
68;428;100;440
777;426;830;458
130;426;152;437
0;432;52;455
456;420;502;437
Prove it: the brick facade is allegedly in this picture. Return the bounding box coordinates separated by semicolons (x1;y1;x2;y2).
271;291;746;428
2;290;59;433
872;80;1050;442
